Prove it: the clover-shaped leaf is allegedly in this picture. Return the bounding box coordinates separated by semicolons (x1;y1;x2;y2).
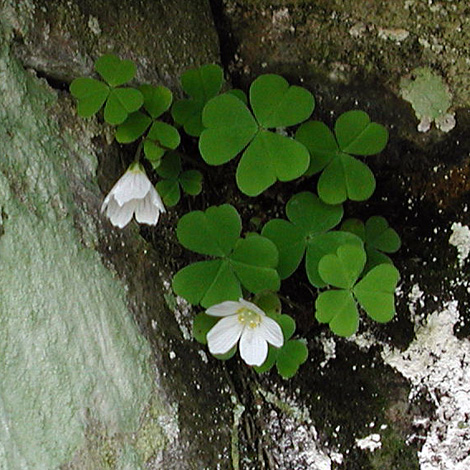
335;110;388;155
172;64;224;137
193;312;218;344
276;340;308;378
295;111;388;204
250;74;315;128
341;216;401;270
143;122;181;166
315;245;399;336
95;54;137;87
173;205;280;307
115;111;152;143
353;264;399;323
140;84;172;119
199;74;314;196
262;192;352;285
70;55;144;124
70;78;109;117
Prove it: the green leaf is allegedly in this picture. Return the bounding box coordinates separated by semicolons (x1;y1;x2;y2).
177;204;241;257
181;64;224;101
140;84;172;118
334;110;388;155
318;244;366;289
199;93;258;165
172;259;241;308
305;231;364;287
227;88;248;105
229;234;280;293
295;121;338;175
315;290;359;337
276;340;308;378
180;170;203;196
341;218;366;241
261;219;306;279
193;312;218;344
156;179;180;207
318;153;376;205
365;216;401;253
115;111;152;143
95;54;136;87
353;264;399;323
250;74;314;128
278;314;296;341
365;247;393;271
70;77;109;118
236;130;310;196
144;140;165;163
104;88;144;125
253;291;282;317
213;345;237;361
148;121;181;150
286;192;343;235
253;346;278;373
154;152;181;180
171;99;205;137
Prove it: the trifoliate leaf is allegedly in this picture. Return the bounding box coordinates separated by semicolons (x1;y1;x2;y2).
172;259;241;308
154;152;181;180
70;78;110;117
180;170;203;196
147;121;180;150
286;191;343;235
253;346;278;373
261;219;306;279
365;216;401;253
353;264;399;322
340;218;366;241
250;74;314;128
171;99;205;137
305;231;364;288
181;64;224;102
95;54;136;87
115;111;152;143
227;88;248;105
254;291;282;317
295;121;338;175
140;84;172;118
262;192;344;280
193;312;219;344
229;234;280;293
277;314;296;341
315;290;359;337
177;204;241;257
199;93;258;165
276;340;308;378
235;130;310;196
317;152;376;205
318;245;366;289
334;110;388;155
214;345;237;361
156;179;180;207
104;88;144;125
144;140;165;164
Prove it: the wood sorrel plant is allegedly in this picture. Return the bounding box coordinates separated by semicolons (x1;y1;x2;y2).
71;55;401;379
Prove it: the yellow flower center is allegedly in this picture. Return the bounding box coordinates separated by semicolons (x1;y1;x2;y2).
237;308;261;329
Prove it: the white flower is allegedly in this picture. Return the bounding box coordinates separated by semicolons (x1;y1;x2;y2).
206;298;284;366
101;163;165;228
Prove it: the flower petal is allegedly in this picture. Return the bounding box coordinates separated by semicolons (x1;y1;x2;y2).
207;316;244;355
239;327;268;366
149;185;166;213
135;192;161;225
113;170;151;206
258;316;284;348
238;298;266;317
206;300;242;317
107;199;137;228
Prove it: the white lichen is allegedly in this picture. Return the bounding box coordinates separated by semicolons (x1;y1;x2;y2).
449;222;470;267
355;433;382;452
